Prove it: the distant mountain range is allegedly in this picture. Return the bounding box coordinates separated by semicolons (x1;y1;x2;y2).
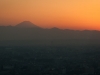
0;21;100;46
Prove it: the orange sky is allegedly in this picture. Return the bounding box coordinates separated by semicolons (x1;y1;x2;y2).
0;0;100;30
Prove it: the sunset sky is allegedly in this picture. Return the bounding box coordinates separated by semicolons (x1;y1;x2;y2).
0;0;100;30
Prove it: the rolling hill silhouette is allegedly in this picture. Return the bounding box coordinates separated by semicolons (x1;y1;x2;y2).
0;21;100;46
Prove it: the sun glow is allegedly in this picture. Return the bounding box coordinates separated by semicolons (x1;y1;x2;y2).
0;0;100;30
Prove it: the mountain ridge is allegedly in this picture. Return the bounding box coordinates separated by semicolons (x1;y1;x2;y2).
0;21;100;31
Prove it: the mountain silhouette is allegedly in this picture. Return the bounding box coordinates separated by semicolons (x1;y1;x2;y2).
15;21;40;28
0;21;100;46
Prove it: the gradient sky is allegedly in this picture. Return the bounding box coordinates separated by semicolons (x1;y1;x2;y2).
0;0;100;30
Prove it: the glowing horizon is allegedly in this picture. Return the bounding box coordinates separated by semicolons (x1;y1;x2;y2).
0;0;100;30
